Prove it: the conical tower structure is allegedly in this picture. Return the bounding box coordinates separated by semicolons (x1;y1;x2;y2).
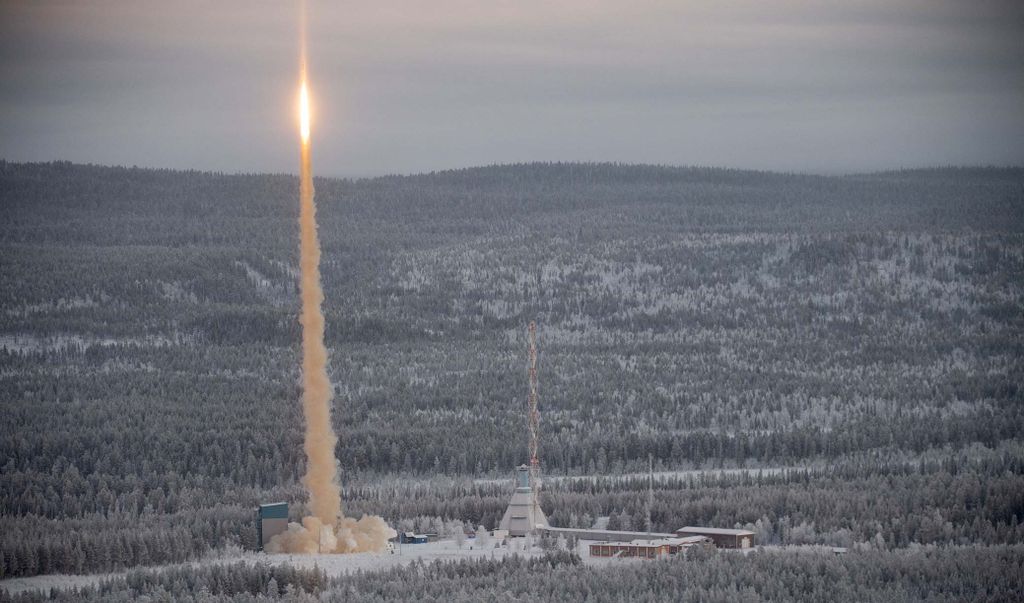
498;465;548;536
499;322;549;536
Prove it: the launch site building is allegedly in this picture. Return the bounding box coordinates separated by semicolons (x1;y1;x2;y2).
676;526;755;549
588;535;711;559
498;465;549;536
257;502;288;550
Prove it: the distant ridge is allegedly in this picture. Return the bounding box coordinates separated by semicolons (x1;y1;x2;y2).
3;158;1022;185
2;159;1022;241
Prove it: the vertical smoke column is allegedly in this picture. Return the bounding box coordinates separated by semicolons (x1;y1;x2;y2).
266;12;396;553
297;72;342;530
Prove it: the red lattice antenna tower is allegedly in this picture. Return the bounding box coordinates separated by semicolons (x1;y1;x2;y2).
527;321;541;520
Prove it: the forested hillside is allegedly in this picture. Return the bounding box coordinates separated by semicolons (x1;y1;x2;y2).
9;548;1024;603
1;160;1022;578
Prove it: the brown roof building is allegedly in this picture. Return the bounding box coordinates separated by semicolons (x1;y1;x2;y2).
589;536;711;559
675;527;755;549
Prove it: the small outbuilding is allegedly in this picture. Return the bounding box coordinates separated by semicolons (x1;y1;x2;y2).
400;532;429;544
257;502;289;550
675;527;755;549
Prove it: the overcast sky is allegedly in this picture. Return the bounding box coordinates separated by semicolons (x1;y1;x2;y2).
1;0;1022;176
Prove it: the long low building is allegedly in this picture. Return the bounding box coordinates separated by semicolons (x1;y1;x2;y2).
589;536;711;559
675;526;756;549
540;527;676;542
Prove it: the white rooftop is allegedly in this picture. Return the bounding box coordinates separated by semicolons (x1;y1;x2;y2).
677;526;755;536
626;536;709;546
542;527;676;538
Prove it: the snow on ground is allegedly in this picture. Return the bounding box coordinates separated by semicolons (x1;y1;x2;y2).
0;539;540;596
256;538;542;575
0;538;838;596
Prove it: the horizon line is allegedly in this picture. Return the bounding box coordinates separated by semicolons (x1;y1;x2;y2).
3;157;1023;183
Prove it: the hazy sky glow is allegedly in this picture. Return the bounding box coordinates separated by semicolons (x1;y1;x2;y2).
1;0;1022;176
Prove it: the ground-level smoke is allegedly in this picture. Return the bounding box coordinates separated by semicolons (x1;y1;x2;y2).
267;48;395;553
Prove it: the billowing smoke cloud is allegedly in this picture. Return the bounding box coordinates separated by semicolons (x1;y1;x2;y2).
267;38;395;553
267;515;398;555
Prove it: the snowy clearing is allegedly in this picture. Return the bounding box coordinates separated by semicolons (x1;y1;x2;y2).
0;539;540;596
0;537;843;596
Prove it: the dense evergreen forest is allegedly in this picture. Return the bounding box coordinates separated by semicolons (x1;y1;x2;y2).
1;161;1022;585
6;548;1024;602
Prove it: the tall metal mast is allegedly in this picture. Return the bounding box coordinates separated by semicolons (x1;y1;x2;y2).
527;321;541;525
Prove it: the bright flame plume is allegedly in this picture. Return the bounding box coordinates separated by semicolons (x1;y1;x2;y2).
299;81;311;143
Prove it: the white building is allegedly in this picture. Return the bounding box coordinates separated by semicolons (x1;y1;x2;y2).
498;465;548;536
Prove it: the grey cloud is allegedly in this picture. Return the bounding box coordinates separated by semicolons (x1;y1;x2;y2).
1;0;1021;175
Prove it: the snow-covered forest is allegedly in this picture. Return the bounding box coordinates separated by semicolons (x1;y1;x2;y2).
6;548;1024;602
1;161;1021;592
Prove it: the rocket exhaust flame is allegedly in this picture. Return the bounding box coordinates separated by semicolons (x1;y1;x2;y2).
299;81;311;144
267;10;395;554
